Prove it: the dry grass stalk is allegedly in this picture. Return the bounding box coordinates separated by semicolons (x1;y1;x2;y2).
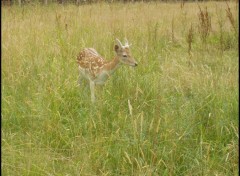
226;2;237;33
65;23;68;33
187;23;194;56
180;0;185;9
56;13;61;24
198;5;211;43
55;13;62;30
187;23;194;66
217;10;224;53
171;17;175;42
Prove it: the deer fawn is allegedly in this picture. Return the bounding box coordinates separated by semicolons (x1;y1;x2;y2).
77;38;138;102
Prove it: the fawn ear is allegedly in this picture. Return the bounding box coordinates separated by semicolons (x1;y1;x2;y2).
116;38;123;48
114;44;120;52
124;38;129;46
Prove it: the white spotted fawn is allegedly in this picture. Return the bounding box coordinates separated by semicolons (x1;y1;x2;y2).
77;38;138;102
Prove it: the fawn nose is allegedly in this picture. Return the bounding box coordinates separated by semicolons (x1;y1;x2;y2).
134;63;138;67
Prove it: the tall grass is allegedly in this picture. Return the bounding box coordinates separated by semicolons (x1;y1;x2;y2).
2;1;239;175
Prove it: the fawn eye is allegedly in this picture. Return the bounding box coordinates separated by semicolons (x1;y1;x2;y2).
123;55;127;58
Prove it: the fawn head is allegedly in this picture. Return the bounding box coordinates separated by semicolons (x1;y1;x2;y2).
115;38;138;67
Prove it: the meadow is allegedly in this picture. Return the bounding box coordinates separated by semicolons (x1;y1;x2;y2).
2;1;239;175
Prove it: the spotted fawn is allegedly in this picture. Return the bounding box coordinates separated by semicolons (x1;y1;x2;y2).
77;38;138;102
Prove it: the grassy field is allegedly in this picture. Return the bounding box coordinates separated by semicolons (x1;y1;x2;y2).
2;1;239;175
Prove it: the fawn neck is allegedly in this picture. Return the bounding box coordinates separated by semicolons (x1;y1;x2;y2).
104;56;121;74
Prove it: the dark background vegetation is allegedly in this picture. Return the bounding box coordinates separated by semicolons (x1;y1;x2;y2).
1;0;233;6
